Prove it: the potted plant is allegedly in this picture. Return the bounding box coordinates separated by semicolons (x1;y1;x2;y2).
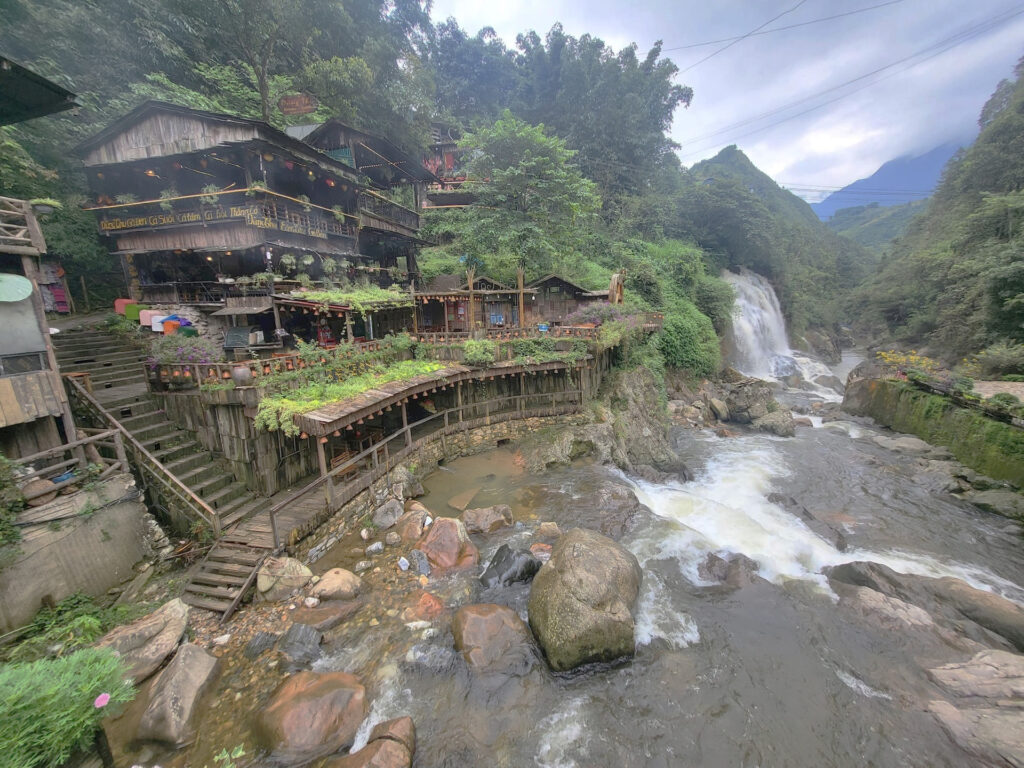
246;180;268;197
158;187;178;212
199;184;221;206
28;198;63;216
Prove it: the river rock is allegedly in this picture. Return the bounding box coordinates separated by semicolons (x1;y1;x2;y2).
929;649;1024;699
593;481;645;540
767;493;848;551
310;568;362;600
928;577;1024;651
527;527;643;672
964;488;1024;520
136;643;218;747
255;670;367;762
447;486;480;512
840;586;936;630
257;557;312;602
244;631;279;660
530;542;552;562
278;622;322;668
417;517;479;574
291;600;362;632
391;465;425;498
752;410;796;437
324;717;416;768
480;544;542;589
397;502;430;543
373;498;404;530
96;598;189;683
402;590;444;622
697;552;762;588
872;434;932;454
722;378;776;423
927;701;1024;768
366;541;385;556
462;504;513;534
709;398;730;421
453;604;536;673
386;531;402;546
537;521;562;539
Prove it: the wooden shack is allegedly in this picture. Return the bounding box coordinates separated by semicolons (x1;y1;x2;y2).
527;274;611;325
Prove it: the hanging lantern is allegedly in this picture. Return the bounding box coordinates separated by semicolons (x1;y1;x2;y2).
300;432;308;439
222;370;231;379
319;436;328;444
284;160;294;170
333;430;341;437
263;153;274;161
325;178;335;187
346;424;354;430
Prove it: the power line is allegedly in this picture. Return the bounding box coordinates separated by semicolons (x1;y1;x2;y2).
663;0;906;53
678;0;809;74
676;5;1024;157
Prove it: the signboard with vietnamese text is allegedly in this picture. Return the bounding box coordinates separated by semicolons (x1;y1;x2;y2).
277;93;318;115
97;203;330;240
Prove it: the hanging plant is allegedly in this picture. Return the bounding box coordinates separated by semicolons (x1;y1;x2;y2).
158;187;178;212
331;205;347;224
114;193;137;205
321;257;339;276
278;253;296;272
199;184;221;206
296;194;311;212
246;180;268;197
300;254;315;268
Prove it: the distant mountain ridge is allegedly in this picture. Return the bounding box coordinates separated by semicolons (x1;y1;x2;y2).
810;141;966;221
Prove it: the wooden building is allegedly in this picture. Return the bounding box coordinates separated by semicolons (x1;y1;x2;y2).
413;273;535;332
77;102;435;306
421;123;474;208
528;274;615;325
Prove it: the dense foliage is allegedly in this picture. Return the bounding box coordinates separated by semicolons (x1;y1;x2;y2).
824;201;929;255
0;648;134;768
851;55;1024;362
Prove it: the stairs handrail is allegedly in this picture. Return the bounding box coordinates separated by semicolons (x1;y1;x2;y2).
64;375;222;536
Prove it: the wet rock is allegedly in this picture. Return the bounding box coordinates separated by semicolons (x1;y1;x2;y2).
397;502;430;543
303;596;320;608
402;590;444;622
255;670;366;762
353;560;372;574
417;517;479;574
409;549;431;576
366;541;385;556
452;603;535;673
709;398;729;421
537;522;562;539
462;504;513;534
528;527;643;672
403;643;458;673
447;486;480;512
697;552;762;588
480;544;542;589
813;374;845;393
529;542;552;562
325;717;415;768
793;417;814;427
872;434;932;454
752;410;796;437
370;717;417;754
766;493;848;551
244;631;279;660
593;481;645;540
96;598;189;683
929;577;1024;651
390;465;425;499
278;622;322;668
927;701;1024;768
360;528;372;541
840;586;936;630
398;557;410;571
136;643;218;747
292;600;362;632
257;557;312;602
715;427;738;438
310;568;362;601
722;378;776;424
965;489;1024;520
373;498;404;529
929;649;1024;699
385;531;402;546
668;401;702;427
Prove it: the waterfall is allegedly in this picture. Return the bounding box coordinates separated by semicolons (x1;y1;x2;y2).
722;268;791;379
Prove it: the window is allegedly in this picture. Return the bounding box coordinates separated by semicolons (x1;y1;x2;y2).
0;353;45;375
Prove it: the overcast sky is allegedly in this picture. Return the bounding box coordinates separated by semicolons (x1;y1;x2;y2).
428;0;1024;200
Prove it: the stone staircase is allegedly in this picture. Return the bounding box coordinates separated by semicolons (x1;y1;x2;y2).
53;327;271;615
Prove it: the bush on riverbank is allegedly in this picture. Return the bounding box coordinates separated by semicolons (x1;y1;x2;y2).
658;302;720;377
1;647;134;768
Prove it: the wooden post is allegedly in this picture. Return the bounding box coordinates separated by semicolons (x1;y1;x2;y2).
520;372;525;413
516;266;525;329
113;430;128;471
401;400;412;447
270;508;280;550
79;275;91;313
456;381;463;422
344;311;354;344
466;267;475;335
271;299;284;342
443;299;449;333
316;437;333;508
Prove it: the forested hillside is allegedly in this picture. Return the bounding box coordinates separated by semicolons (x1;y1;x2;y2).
850;55;1024;363
1;0;875;372
826;200;928;254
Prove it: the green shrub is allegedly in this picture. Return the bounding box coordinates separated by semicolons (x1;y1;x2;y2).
1002;374;1024;382
463;339;496;366
657;303;720;377
694;274;735;333
0;453;25;547
975;342;1024;378
383;332;416;354
988;392;1021;408
148;335;224;367
0;648;134;768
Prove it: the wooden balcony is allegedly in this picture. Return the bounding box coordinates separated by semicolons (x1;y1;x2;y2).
357;192;420;238
0;196;46;256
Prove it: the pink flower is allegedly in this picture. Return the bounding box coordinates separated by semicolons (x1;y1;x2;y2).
93;693;111;708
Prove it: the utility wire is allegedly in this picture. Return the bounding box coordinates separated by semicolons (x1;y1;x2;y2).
679;0;809;74
663;0;906;52
676;5;1024;157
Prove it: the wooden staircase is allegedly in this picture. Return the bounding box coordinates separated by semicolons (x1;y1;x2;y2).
54;326;273;620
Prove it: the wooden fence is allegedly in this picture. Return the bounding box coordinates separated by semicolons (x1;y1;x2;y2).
10;429;129;503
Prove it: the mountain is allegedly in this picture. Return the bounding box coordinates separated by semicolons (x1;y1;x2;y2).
811;142;965;221
824;200;928;254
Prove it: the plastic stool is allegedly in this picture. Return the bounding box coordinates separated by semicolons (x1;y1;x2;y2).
163;320;180;335
113;298;133;315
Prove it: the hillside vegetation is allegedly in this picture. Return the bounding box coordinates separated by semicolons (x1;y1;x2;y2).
850;55;1024;363
825;201;928;254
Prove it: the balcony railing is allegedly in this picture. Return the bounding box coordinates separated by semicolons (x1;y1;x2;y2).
358;193;419;231
0;196;44;256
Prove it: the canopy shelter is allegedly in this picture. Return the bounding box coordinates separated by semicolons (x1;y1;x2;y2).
0;56;77;126
274;294;414;345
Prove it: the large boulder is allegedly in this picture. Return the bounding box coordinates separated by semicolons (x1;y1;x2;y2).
255;670;366;762
257;557;312;602
310;568;362;600
396;502;430;543
752;410;795;437
461;505;513;534
135;643;219;747
452;603;535;673
927;702;1024;768
323;717;416;768
96;598;189;683
417;517;479;574
593;481;645;540
480;545;541;589
721;378;776;424
929;649;1024;699
965;488;1024;520
373;498;405;529
527;527;643;672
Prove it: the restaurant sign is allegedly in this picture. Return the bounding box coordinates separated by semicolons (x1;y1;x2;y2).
278;93;318;115
98;203;329;240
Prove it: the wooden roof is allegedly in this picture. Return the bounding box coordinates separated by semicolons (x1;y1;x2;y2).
0;56;77;126
527;274;593;293
294;358;576;436
303;119;438;186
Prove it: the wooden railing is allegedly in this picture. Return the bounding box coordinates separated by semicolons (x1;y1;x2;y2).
267;388;583;549
10;429;129;502
146;339;387;387
358;192;420;230
413;326;600;344
65;375;222;536
0;196;44;256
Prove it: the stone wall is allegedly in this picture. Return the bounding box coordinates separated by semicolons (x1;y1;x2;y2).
295;413;588;564
0;473;157;632
843;378;1024;487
